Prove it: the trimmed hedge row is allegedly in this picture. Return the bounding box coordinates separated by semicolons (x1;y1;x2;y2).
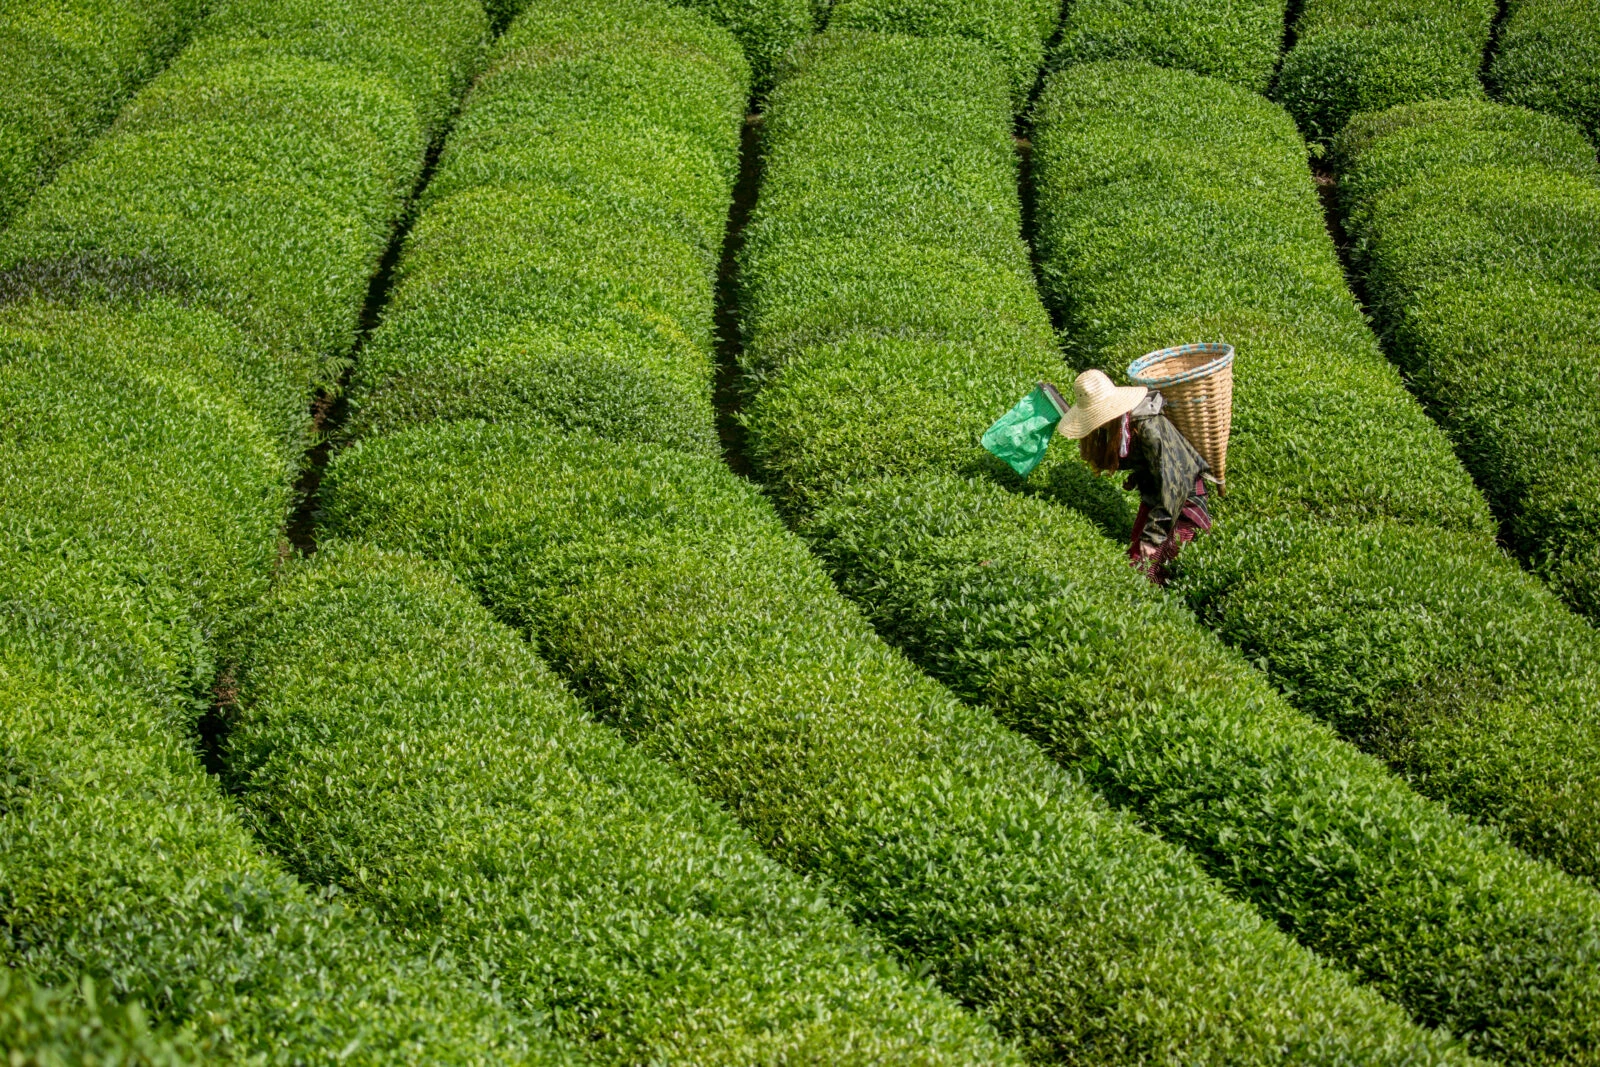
480;0;812;85
0;971;197;1067
1332;98;1600;620
736;33;1600;1062
0;300;297;724
335;20;1471;1061
323;422;1470;1066
1030;61;1600;883
1;648;564;1066
1048;0;1287;92
0;0;550;1056
0;0;487;722
1276;0;1496;139
824;0;1063;105
1489;0;1600;146
1;0;484;383
0;0;205;226
678;0;815;89
346;0;746;452
803;475;1600;1064
330;3;1022;1059
229;541;1016;1064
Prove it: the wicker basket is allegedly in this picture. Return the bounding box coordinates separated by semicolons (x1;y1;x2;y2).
1127;343;1234;491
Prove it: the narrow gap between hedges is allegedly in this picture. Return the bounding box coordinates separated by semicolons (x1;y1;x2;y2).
1270;0;1304;96
1480;0;1511;85
711;106;763;479
283;137;448;557
1017;37;1061;340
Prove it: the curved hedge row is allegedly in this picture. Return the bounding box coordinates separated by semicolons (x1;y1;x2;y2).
1332;98;1600;620
346;0;745;451
324;423;1469;1066
736;33;1600;1063
335;18;1471;1061
803;476;1600;1065
1030;60;1600;885
0;0;205;226
0;0;555;1056
0;970;197;1067
1;647;562;1065
1;0;483;379
823;0;1062;105
481;0;812;84
1489;0;1600;146
1275;0;1496;139
680;0;815;88
230;541;1014;1064
325;2;1020;1060
1047;0;1286;92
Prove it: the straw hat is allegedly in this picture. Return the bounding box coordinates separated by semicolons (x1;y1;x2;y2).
1055;369;1147;439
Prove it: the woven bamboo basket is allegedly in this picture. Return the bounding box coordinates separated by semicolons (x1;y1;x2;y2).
1127;343;1234;491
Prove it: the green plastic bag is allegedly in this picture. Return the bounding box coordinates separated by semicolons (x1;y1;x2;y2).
982;384;1065;478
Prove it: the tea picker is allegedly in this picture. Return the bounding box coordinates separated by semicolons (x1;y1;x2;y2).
982;344;1234;586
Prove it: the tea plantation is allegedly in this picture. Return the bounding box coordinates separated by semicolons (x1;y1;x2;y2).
3;0;1598;1063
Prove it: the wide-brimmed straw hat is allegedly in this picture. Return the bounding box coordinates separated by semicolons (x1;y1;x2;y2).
1055;369;1147;439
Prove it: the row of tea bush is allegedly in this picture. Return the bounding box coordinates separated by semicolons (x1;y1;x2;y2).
0;0;205;225
1332;98;1600;620
1050;0;1594;151
0;1;580;1061
318;9;1472;1062
231;538;1003;1064
1050;0;1285;93
1489;0;1600;146
1276;0;1496;140
229;3;1016;1060
739;25;1600;1062
1031;55;1600;885
822;0;1060;106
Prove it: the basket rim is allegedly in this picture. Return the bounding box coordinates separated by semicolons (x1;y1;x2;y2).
1127;342;1234;387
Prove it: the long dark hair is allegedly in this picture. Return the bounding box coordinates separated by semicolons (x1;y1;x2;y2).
1079;418;1123;474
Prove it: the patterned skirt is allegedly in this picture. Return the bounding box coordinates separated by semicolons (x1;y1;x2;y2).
1128;480;1212;586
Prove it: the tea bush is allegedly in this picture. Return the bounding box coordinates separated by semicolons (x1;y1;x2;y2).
1489;0;1600;146
0;971;197;1067
322;421;1469;1066
0;301;296;722
1333;98;1600;620
346;0;747;452
1048;0;1286;92
1030;60;1600;884
229;542;1016;1065
0;0;558;1056
677;0;815;88
331;3;1031;1058
1276;0;1496;139
803;473;1600;1064
0;0;486;725
0;0;484;384
736;31;1060;448
336;14;1474;1057
0;653;566;1065
480;0;811;84
824;0;1064;106
738;35;1600;1061
0;0;205;226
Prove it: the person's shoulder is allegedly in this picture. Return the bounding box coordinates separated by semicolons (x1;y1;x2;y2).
1131;391;1163;418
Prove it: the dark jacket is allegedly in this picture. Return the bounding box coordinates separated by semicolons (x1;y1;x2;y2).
1123;392;1210;548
